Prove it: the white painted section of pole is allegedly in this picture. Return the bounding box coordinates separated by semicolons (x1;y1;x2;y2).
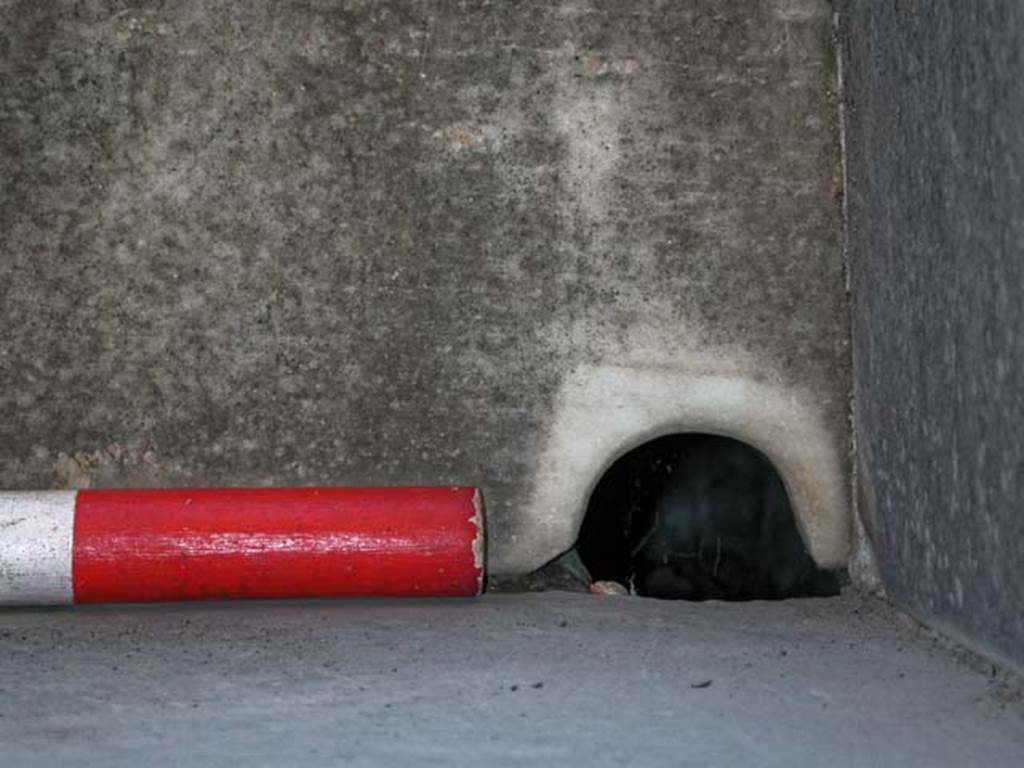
0;491;76;606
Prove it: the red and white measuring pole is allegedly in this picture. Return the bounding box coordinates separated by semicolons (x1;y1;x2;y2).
0;486;484;605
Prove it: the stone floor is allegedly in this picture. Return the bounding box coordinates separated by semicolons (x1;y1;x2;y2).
1;591;1022;766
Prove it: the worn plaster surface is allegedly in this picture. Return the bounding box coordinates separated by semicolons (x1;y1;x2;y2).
1;1;849;572
838;2;1024;668
1;592;1023;766
520;365;848;572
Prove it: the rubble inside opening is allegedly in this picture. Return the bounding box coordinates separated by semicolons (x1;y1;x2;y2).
576;434;841;601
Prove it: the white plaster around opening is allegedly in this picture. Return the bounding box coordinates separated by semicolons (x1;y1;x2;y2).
493;364;850;575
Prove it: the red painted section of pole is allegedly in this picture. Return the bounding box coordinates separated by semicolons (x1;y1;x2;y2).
72;487;484;603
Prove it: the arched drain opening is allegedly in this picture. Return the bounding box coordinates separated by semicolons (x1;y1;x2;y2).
577;433;841;600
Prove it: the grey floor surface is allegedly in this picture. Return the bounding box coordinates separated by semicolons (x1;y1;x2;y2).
1;591;1022;766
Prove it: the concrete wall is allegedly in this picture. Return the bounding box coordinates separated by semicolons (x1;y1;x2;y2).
1;1;850;574
838;2;1024;668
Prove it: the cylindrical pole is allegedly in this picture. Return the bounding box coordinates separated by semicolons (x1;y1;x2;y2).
0;486;484;605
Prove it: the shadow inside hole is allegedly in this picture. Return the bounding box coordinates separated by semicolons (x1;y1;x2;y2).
577;434;840;600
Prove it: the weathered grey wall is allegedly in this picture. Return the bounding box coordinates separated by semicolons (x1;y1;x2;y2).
1;1;848;572
838;2;1024;667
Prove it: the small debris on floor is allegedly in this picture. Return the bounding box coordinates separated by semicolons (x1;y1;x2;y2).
509;683;544;691
488;549;592;593
589;580;629;596
690;680;713;689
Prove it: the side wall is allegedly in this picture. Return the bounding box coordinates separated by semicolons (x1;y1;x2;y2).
839;2;1024;667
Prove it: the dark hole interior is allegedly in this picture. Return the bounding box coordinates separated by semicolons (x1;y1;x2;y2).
577;433;841;600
